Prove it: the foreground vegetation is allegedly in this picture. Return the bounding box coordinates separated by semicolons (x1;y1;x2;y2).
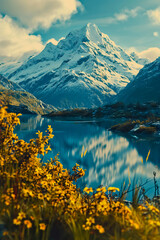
0;107;160;240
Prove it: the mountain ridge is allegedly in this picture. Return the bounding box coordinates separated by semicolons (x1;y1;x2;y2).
3;23;149;109
116;56;160;104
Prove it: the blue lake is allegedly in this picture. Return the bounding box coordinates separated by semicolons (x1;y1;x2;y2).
15;114;160;199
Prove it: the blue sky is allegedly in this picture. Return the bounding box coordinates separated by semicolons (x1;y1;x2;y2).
37;0;160;50
0;0;160;60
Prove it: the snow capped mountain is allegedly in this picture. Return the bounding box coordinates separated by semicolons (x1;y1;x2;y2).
8;23;146;109
116;57;160;103
0;51;38;78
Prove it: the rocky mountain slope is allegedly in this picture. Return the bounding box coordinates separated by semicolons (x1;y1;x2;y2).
0;74;24;91
0;51;37;78
116;57;160;104
8;23;146;109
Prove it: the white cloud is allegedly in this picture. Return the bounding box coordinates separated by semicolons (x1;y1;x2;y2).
0;0;82;30
115;13;128;21
139;47;160;61
0;15;44;58
147;7;160;25
114;7;142;22
127;46;160;62
153;32;159;37
92;7;142;26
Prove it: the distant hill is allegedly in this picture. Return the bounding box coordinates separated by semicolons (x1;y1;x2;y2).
0;74;56;115
0;74;24;91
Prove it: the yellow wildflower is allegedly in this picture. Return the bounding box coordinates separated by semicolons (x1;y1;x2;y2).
108;187;120;192
96;187;106;193
38;193;44;200
148;205;159;213
129;220;139;229
24;220;32;229
18;212;26;220
95;224;105;233
11;194;16;199
3;231;9;236
86;217;95;226
39;223;46;231
13;218;21;225
138;205;146;211
5;200;10;206
82;225;90;231
46;173;52;180
46;145;52;151
83;187;93;194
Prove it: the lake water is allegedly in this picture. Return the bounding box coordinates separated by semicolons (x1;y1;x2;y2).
15;114;160;200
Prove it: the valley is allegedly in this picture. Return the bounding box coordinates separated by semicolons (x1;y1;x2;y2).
0;1;160;237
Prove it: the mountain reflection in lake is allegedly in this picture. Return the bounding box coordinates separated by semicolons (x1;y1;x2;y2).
16;115;160;199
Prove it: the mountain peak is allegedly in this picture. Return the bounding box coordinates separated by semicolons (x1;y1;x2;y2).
58;23;111;50
45;42;56;51
85;23;99;32
84;23;103;44
34;41;56;60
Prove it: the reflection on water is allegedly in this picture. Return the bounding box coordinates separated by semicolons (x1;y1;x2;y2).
16;115;160;199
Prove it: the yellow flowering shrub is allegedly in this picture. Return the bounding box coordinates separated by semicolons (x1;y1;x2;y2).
0;107;160;240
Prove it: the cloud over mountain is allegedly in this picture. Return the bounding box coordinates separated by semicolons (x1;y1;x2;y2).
0;15;43;58
127;46;160;62
139;47;160;61
0;0;83;29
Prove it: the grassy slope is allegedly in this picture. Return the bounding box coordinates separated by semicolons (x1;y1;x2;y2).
0;89;56;115
0;74;56;115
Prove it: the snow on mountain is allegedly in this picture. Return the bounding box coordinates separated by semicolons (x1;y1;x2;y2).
0;51;38;78
8;23;146;109
130;52;150;66
116;57;160;103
